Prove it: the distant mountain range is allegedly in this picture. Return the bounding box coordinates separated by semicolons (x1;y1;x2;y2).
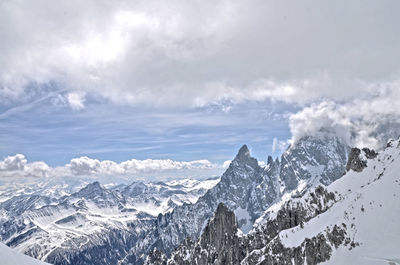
0;176;218;264
1;135;399;264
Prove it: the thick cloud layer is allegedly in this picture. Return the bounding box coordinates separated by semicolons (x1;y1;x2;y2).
1;0;399;108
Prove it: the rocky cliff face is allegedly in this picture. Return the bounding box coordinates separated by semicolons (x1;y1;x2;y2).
146;186;351;265
198;203;242;265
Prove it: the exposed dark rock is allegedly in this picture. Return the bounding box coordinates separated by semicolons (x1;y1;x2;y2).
145;249;168;265
346;148;367;172
346;147;377;172
362;148;378;159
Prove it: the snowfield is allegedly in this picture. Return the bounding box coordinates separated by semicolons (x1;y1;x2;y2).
278;139;400;264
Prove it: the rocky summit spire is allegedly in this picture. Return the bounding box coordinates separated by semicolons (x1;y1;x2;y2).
267;155;274;165
228;144;259;171
234;144;251;160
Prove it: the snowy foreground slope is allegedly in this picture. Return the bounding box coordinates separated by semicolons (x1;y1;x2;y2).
320;141;400;264
0;242;49;265
147;139;400;265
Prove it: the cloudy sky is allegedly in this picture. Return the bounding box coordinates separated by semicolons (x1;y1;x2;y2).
1;0;400;181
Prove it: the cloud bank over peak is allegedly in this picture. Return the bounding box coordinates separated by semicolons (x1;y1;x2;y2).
289;85;400;149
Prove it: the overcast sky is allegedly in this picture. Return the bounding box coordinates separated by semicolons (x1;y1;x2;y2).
1;0;400;181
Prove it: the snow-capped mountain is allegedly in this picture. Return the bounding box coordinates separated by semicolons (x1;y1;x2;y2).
147;138;400;265
0;242;50;265
123;136;349;264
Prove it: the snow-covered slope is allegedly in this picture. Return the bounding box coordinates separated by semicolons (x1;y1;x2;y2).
321;141;400;264
249;139;400;264
0;242;50;265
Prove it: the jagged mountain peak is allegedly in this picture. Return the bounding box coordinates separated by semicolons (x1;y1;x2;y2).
235;144;250;159
75;181;104;195
219;145;260;185
68;181;124;208
229;144;259;170
87;181;102;188
267;155;274;165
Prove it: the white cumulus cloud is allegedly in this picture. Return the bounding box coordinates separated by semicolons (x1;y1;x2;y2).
0;154;50;177
0;154;27;171
0;154;225;179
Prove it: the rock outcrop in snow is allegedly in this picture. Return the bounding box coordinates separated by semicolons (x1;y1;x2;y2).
346;147;377;172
